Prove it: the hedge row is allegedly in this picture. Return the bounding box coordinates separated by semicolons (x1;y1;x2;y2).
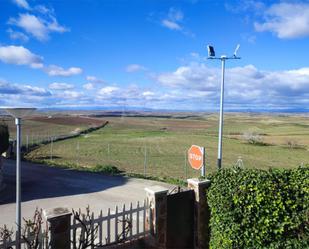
207;166;309;249
0;123;9;154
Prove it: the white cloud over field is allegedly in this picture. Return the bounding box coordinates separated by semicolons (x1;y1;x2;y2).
1;62;308;111
155;63;309;110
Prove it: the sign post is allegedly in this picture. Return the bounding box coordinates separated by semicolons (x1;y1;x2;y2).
188;145;205;177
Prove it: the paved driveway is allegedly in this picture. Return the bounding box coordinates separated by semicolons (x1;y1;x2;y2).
0;159;173;227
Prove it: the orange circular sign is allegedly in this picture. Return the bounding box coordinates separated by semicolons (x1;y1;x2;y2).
188;145;204;170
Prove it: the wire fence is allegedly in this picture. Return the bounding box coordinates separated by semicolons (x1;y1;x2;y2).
24;139;212;180
16;132;308;180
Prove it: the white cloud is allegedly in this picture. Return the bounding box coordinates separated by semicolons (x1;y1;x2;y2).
12;0;30;9
161;20;182;30
83;83;95;90
142;91;156;100
0;45;43;68
161;8;184;31
86;76;105;83
45;65;83;77
225;0;265;14
254;3;309;39
125;64;146;73
142;91;155;97
8;13;69;41
0;80;51;96
156;63;309;110
98;86;119;96
48;17;68;33
7;28;29;42
60;91;84;99
0;46;82;77
157;63;219;90
35;5;52;14
49;82;74;90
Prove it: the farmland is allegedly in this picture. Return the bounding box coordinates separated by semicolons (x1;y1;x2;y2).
1;114;107;145
23;112;309;179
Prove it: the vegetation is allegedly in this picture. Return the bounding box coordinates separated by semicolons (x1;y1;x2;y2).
25;114;309;179
0;209;46;249
242;131;269;146
0;123;9;154
207;166;309;249
92;164;120;174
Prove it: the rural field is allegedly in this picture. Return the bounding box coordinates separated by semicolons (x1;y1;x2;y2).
1;113;106;146
21;112;309;180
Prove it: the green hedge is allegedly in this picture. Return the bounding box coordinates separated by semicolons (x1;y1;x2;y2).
0;123;9;154
207;166;309;249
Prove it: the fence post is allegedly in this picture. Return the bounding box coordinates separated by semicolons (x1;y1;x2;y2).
145;186;168;248
184;151;188;179
50;137;53;161
26;135;29;152
144;146;147;177
76;141;79;166
187;178;211;249
107;143;110;160
43;207;72;249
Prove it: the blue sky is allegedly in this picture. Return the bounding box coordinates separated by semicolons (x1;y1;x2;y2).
0;0;309;111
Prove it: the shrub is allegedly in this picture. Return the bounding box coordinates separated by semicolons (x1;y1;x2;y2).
207;166;309;249
286;140;305;150
92;164;120;174
0;123;9;154
243;131;268;146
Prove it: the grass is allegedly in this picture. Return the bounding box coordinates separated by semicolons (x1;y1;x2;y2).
24;113;309;180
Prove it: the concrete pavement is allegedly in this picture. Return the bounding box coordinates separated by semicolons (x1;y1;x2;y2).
0;159;173;227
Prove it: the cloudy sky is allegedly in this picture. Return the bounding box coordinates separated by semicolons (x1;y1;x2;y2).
0;0;309;111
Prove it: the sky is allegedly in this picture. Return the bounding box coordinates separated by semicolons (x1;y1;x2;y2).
0;0;309;112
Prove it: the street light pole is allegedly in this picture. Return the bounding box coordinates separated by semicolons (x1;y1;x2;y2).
3;108;36;249
207;45;241;170
15;117;21;249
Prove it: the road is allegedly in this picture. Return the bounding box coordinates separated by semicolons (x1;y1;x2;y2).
0;159;173;227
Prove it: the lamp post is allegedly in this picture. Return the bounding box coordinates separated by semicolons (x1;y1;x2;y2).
207;45;241;170
3;108;36;249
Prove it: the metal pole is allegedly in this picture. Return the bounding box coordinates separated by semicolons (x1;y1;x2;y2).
76;141;79;165
50;137;53;161
144;146;147;177
15;117;21;249
184;151;187;179
107;143;110;160
201;147;206;177
26;135;29;152
217;57;226;170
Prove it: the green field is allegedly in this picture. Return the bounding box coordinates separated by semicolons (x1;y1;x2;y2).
25;113;309;179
